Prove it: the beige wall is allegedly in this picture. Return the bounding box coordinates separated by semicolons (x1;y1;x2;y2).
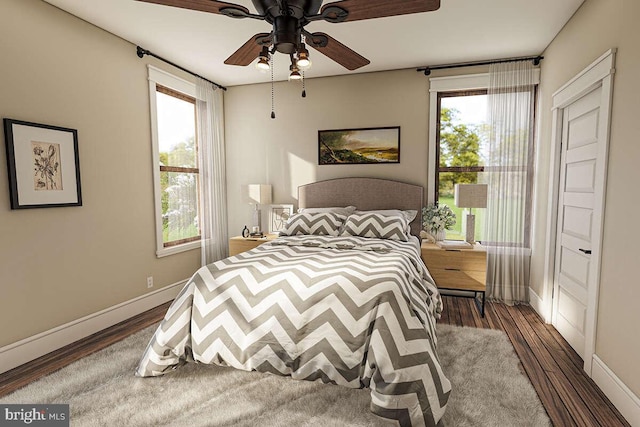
224;66;484;237
531;0;640;396
0;0;200;347
224;69;429;236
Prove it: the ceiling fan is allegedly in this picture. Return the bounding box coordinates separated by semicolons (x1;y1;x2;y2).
136;0;441;76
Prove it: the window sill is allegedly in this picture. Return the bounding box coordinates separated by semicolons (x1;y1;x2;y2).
156;240;200;258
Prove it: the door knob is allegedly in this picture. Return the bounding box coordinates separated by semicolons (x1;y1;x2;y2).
579;248;592;255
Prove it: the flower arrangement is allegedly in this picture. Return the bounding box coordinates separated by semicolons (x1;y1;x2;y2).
422;203;456;233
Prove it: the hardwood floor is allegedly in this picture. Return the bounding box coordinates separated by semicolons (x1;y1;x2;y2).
439;296;630;427
0;298;630;426
0;301;171;398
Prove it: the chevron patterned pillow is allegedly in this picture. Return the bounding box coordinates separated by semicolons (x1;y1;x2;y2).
279;212;347;236
340;212;410;241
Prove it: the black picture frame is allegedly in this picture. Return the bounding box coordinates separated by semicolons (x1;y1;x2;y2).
3;118;82;209
318;126;400;165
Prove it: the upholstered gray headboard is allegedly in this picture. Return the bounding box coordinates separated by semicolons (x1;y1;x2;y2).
298;178;424;236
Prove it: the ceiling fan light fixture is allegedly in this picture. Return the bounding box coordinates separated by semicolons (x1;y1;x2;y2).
256;57;270;71
289;64;302;81
289;70;302;81
296;44;311;69
255;46;270;71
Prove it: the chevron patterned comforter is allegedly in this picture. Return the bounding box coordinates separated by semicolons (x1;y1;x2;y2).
136;235;451;426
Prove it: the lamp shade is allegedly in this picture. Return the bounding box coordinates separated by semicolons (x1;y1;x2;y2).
454;184;487;208
248;184;272;205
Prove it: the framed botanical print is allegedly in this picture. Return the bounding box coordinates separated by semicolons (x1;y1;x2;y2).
3;118;82;209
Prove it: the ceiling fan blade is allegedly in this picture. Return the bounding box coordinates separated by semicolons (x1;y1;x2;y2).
305;32;369;71
304;0;324;16
136;0;250;16
321;0;440;22
224;33;272;66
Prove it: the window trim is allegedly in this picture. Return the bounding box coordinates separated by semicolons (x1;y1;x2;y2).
148;65;200;257
428;74;492;205
428;72;540;204
428;71;540;247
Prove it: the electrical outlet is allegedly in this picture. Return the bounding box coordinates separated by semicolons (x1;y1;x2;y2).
147;276;153;288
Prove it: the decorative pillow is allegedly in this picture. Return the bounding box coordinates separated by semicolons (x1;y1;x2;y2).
339;212;409;241
354;209;416;235
279;212;346;236
298;206;357;216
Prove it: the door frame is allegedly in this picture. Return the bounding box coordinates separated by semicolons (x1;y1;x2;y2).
541;49;616;375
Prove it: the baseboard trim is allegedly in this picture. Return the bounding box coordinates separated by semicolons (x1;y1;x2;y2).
592;355;640;426
0;280;185;374
528;287;549;323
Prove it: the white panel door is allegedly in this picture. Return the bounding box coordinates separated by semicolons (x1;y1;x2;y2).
552;86;604;361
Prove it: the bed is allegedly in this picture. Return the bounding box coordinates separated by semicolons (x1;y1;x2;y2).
136;178;451;426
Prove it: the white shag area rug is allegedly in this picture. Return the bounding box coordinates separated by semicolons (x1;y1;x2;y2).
1;324;550;426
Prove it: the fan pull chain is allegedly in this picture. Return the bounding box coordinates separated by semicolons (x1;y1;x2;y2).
301;70;306;98
301;33;307;98
270;53;276;119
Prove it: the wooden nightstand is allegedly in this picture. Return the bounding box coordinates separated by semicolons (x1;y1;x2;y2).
229;234;278;256
421;242;487;316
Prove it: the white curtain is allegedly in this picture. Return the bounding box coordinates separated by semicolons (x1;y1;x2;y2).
484;61;536;304
196;78;228;266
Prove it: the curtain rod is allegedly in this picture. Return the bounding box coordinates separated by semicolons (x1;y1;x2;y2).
416;55;543;76
136;46;227;91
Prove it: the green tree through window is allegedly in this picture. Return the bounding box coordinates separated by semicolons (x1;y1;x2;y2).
156;85;200;247
436;91;487;240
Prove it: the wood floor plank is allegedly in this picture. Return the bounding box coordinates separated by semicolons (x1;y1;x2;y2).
505;304;602;427
544;321;584;370
519;306;631;427
443;296;462;327
457;296;477;327
483;301;504;332
492;303;577;427
467;297;487;328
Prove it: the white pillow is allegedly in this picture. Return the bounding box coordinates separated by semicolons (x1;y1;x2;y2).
339;212;409;241
280;212;347;236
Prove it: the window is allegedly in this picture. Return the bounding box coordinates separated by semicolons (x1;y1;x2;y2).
428;73;538;245
148;66;201;256
436;90;488;241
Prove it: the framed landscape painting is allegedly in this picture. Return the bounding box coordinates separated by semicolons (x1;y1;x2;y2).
3;118;82;209
318;126;400;165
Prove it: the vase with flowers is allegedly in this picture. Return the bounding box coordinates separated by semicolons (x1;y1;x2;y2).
422;203;456;241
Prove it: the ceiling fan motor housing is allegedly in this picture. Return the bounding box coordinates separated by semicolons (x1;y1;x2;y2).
137;0;442;71
273;15;300;54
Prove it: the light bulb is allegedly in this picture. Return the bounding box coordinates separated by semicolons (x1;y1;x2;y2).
289;70;302;81
296;46;311;69
256;57;270;72
289;61;302;81
255;46;270;72
297;57;311;69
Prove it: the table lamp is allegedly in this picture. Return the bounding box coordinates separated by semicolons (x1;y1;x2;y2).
248;184;272;234
454;184;487;244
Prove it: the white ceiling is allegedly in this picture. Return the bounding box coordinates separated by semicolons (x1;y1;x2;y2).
42;0;584;87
